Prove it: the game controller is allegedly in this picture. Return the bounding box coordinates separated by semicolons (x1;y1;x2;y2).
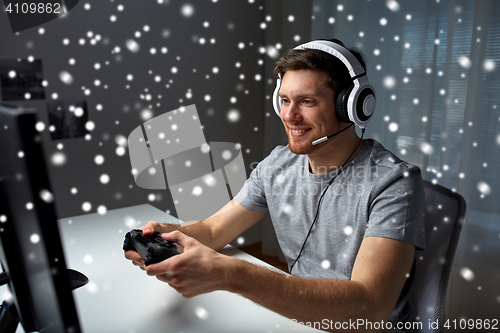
123;229;179;265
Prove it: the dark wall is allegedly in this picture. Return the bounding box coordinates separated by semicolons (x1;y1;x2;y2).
0;0;268;218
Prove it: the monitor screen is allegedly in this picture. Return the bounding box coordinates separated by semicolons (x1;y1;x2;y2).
0;104;84;333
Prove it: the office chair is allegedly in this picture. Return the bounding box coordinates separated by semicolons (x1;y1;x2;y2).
406;180;466;332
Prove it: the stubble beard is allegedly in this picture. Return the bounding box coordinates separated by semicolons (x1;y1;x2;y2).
287;135;317;155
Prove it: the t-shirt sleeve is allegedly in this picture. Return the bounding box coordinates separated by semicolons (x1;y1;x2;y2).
364;164;426;251
233;158;270;214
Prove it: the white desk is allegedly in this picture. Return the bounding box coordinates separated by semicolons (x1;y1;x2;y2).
4;204;321;333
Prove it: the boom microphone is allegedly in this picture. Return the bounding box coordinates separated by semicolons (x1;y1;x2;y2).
311;123;354;145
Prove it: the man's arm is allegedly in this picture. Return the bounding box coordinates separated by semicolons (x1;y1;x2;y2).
124;199;266;266
231;237;414;328
146;233;414;333
164;199;266;250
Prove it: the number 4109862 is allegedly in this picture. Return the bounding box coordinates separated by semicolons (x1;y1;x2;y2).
5;2;62;14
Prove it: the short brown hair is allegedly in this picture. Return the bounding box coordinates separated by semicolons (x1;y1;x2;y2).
273;39;366;96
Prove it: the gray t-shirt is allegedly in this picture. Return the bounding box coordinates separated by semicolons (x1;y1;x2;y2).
234;139;425;323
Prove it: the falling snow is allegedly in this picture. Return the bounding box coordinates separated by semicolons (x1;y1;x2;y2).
83;254;93;264
51;152;67;166
30;234;40;244
203;174;217;187
40;190;54;203
282;203;293;214
181;4;195;17
343;226;353;236
97;205;107;215
86;282;99;294
59;71;74;85
460;267;475;281
420;142;434;155
458;56;471;69
124;216;137;228
222;150;232;160
386;0;400;12
192;186;203;196
483;59;496;72
82;202;92;212
383;76;396;89
477;181;491;195
35;121;45;132
194;306;209;320
227;109;240;122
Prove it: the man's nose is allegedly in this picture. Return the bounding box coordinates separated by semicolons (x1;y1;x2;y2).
282;102;302;123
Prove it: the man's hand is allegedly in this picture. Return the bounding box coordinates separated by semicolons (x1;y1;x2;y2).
123;220;168;271
145;231;233;298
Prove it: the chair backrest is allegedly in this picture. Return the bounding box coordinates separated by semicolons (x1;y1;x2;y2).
407;180;466;332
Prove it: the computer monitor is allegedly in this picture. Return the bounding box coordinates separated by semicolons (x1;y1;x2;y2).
0;105;87;333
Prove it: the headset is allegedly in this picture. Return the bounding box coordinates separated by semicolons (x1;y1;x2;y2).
272;40;376;130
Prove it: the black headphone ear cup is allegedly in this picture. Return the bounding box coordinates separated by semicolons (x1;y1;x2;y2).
354;86;376;123
335;87;352;123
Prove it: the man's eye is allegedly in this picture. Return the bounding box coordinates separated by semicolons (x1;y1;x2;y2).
303;100;313;105
281;99;290;104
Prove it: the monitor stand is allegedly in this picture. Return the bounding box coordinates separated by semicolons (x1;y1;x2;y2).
0;269;88;333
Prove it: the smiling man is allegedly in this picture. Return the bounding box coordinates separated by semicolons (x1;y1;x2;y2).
277;68;363;173
125;39;425;332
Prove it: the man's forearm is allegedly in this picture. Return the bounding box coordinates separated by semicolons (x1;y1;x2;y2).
160;221;216;249
222;257;387;332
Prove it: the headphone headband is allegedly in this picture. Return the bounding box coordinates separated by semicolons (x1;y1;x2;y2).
293;40;365;78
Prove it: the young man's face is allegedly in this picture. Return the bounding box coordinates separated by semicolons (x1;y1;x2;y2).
278;69;340;155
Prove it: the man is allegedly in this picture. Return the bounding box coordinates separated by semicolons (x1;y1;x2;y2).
125;39;425;332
